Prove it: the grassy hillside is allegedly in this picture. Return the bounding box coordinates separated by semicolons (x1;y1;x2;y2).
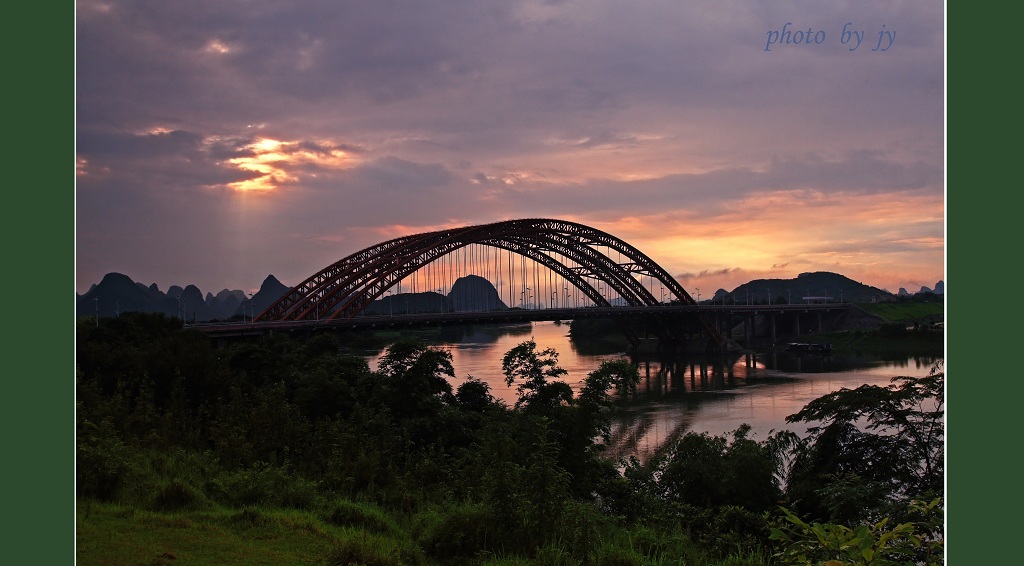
857;302;944;323
77;499;767;566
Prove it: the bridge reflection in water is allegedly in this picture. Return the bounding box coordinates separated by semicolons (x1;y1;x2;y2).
352;318;912;465
604;349;939;465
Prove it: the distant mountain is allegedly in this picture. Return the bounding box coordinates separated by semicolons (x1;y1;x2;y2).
75;272;178;319
206;289;246;321
241;275;291;318
76;272;290;322
448;275;508;311
729;271;893;304
364;275;507;315
365;291;452;315
77;269;924;322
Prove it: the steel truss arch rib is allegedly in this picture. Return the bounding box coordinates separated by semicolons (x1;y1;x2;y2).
256;218;722;347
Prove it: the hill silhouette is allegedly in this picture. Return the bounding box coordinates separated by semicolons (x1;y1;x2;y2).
77;270;939;322
728;272;893;304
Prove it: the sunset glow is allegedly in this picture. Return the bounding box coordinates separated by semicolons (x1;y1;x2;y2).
225;137;357;192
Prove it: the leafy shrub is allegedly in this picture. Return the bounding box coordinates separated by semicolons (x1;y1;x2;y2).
769;505;933;566
412;502;497;560
211;461;321;509
76;419;142;501
613;524;701;565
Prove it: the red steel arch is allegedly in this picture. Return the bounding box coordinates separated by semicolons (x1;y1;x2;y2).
257;218;721;344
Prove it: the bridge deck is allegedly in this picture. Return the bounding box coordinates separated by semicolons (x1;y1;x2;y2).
190;303;851;339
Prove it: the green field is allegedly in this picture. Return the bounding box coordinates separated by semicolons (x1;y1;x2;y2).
856;302;944;323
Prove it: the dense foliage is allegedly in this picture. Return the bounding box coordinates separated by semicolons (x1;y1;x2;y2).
76;313;943;565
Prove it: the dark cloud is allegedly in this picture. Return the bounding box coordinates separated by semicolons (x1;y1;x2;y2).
676;268;742;281
76;128;257;189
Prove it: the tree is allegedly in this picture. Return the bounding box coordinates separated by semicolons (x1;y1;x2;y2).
378;339;456;407
784;363;944;522
501;339;572;413
575;359;640;443
375;340;457;449
455;377;497;413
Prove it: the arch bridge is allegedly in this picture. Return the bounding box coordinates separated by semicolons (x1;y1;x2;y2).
257;218;724;349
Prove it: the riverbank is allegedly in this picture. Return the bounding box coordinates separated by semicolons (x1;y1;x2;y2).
764;326;944;358
564;302;944;359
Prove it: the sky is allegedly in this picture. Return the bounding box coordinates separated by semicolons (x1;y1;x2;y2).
75;0;945;298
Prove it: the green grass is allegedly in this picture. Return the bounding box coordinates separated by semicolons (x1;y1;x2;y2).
76;499;768;566
75;501;420;565
856;302;944;323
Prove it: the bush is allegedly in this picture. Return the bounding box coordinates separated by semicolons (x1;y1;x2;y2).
322;530;424;566
76;419;142;502
324;499;400;535
210;461;321;509
769;505;923;566
617;524;701;565
413;502;497;560
149;480;206;511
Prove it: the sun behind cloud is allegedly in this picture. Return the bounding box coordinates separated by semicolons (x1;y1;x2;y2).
226;137;358;192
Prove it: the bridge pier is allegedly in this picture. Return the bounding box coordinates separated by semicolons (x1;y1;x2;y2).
793;313;800;336
769;314;776;346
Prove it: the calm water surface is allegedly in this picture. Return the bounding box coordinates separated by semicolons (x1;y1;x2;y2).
365;321;942;463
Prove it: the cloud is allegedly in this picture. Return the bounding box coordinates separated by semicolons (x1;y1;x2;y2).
675;268;742;282
75;0;944;294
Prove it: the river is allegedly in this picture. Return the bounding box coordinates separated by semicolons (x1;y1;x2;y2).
364;320;942;463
